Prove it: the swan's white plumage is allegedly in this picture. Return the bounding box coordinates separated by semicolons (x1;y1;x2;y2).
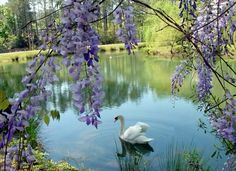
115;116;153;144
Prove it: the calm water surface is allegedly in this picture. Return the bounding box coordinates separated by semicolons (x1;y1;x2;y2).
1;53;233;170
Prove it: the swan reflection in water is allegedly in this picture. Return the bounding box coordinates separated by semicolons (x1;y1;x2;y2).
116;138;154;170
114;115;154;170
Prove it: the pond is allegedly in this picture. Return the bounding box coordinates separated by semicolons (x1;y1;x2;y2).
0;52;234;170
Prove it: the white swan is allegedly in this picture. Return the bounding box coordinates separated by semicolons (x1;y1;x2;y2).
114;115;153;144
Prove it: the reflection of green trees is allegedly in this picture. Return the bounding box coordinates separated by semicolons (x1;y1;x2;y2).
0;63;25;97
49;83;73;113
100;53;180;100
101;53;148;107
100;53;236;102
1;55;235;112
103;80;129;107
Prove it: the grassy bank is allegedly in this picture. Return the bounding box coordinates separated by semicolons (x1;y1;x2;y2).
0;43;235;63
0;43;145;63
0;50;41;63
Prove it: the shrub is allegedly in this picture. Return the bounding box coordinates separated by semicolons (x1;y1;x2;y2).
12;35;28;49
110;47;116;51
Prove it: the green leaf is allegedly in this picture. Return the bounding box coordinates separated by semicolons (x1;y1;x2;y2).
0;90;10;110
43;115;50;126
50;110;60;120
211;151;217;158
0;99;10;110
0;90;5;100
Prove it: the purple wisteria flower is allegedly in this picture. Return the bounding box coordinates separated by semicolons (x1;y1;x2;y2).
222;154;236;171
179;0;197;18
113;6;139;54
1;143;35;170
175;1;236;147
191;0;236;140
190;1;236;100
196;61;212;100
171;60;191;95
211;90;236;143
58;0;104;127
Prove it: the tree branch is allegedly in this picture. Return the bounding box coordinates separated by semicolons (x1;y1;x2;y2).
21;4;72;30
91;0;124;23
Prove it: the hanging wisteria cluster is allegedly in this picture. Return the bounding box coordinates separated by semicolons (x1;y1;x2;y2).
193;0;235;98
179;0;197;18
0;0;141;169
0;0;105;170
171;60;190;94
171;0;236;148
113;5;139;54
59;0;104;127
211;90;236;143
169;2;236;168
223;154;236;170
201;0;235;142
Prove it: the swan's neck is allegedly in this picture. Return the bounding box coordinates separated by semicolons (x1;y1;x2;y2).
119;117;125;135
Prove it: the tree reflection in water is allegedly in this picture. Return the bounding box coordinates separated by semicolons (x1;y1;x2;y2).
1;54;235;116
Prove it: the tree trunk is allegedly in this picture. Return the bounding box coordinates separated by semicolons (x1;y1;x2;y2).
43;0;48;27
103;8;108;34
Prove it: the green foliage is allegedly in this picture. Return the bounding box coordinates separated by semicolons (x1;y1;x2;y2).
43;110;60;126
0;5;17;51
158;144;211;171
12;35;28;49
99;31;119;44
0;5;15;37
50;110;60;120
0;90;10;110
142;1;183;48
32;150;80;171
25;118;41;149
43;114;50;126
184;149;211;171
1;138;81;171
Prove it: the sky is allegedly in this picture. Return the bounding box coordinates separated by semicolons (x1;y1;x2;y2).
0;0;7;5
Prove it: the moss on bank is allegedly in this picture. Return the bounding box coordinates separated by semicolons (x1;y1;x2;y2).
0;147;91;171
31;149;91;171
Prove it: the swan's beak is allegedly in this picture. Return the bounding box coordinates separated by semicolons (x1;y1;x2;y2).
114;116;118;122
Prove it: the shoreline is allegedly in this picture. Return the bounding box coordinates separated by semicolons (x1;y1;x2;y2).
0;43;235;63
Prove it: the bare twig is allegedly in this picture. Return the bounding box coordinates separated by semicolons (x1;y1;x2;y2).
205;94;236;112
156;25;170;32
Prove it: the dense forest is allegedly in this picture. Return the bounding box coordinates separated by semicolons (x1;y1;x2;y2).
0;0;180;53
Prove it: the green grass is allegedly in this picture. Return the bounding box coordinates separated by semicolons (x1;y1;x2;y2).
1;42;234;63
99;43;123;52
0;50;41;63
0;43;148;63
157;144;212;171
99;42;147;52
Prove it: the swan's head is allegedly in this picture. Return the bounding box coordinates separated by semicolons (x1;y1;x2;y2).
114;115;123;122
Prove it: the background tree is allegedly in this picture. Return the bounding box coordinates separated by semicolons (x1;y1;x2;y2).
0;5;15;52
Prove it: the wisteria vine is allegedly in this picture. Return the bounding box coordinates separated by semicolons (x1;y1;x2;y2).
171;0;236;165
